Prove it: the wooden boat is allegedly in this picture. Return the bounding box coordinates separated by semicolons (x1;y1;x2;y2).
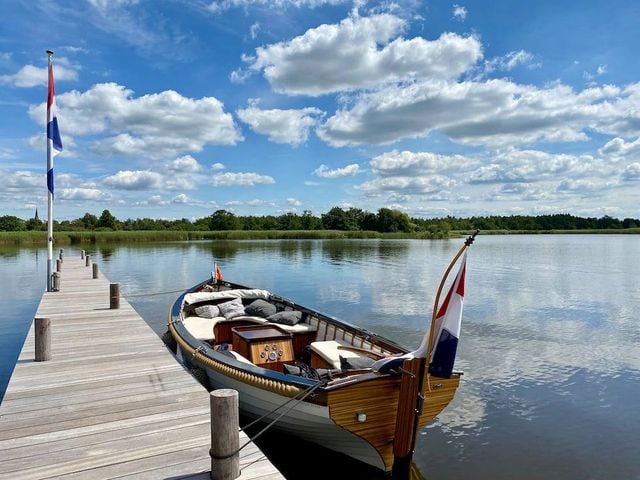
167;234;477;475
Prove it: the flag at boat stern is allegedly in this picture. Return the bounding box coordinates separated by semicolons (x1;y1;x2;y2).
429;252;467;377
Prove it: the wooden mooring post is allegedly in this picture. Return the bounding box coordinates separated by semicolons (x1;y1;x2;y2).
85;254;91;267
81;249;85;259
92;262;99;279
210;389;240;480
56;258;61;272
34;317;51;362
109;283;120;309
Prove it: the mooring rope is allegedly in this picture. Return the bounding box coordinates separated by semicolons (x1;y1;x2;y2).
210;381;323;461
122;287;189;298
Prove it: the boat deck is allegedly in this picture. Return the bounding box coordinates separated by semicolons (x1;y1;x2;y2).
0;254;283;480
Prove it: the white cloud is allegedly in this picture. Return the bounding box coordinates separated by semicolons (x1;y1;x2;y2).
453;4;467;20
207;0;347;14
29;83;242;159
622;163;640;180
103;170;163;190
211;162;226;171
313;163;360;178
287;197;302;206
370;150;471;176
250;22;260;39
168;155;203;173
318;79;640;148
236;102;322;145
0;60;79;88
211;172;275;186
358;175;456;195
599;136;640;158
58;188;107;200
480;50;537;77
172;193;189;204
241;14;482;96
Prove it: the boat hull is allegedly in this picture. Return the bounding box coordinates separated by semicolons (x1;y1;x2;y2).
178;345;387;470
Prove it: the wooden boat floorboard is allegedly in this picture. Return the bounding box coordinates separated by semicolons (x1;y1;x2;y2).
0;256;284;480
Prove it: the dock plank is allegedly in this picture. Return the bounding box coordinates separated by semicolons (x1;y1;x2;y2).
0;255;284;480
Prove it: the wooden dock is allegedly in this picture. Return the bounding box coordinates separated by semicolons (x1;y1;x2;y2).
0;254;284;480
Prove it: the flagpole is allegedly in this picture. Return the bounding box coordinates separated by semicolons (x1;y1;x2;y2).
46;49;54;292
391;229;479;479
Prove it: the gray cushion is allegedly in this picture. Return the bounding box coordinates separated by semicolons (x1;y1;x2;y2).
194;304;220;318
218;298;246;320
267;310;302;326
245;299;277;318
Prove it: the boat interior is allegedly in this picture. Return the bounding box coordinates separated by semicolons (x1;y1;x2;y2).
180;284;406;379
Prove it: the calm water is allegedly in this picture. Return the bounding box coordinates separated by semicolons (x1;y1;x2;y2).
1;236;639;479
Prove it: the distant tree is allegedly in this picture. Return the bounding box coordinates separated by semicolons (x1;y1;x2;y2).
300;210;322;230
97;209;119;230
0;215;26;231
209;210;240;230
376;208;413;233
25;217;44;231
321;207;357;230
80;213;98;230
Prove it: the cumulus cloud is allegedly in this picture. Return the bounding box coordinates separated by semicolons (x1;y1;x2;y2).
211;172;275;186
103;170;163;190
479;50;538;77
370;150;471;176
313;163;360;178
58;188;108;200
318;79;640;147
599;136;640;158
287;197;302;206
207;0;347;14
358;175;456;195
239;14;482;95
168;155;203;173
0;59;79;87
236;102;322;145
28;83;242;159
172;193;189;203
211;162;226;171
622;163;640;180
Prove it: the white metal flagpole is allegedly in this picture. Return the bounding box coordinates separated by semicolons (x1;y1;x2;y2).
45;49;63;291
46;50;54;292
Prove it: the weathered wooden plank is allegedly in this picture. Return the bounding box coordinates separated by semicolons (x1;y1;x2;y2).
0;256;282;479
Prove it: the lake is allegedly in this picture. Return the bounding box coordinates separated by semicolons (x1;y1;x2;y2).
1;235;639;479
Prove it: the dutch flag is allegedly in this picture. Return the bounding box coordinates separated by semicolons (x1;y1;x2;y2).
371;253;468;376
428;252;466;377
47;61;63;198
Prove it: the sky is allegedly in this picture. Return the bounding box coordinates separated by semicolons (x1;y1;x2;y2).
1;0;639;221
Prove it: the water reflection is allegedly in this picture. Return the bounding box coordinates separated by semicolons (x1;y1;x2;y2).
1;236;639;479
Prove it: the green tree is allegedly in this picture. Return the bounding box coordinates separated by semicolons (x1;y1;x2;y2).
376;208;412;232
209;210;240;230
321;207;357;230
0;215;26;231
97;209;119;230
80;213;98;230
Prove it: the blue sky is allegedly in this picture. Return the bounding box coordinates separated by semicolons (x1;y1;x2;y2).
1;0;639;221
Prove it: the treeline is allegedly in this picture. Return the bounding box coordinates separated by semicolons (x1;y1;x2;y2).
1;208;639;234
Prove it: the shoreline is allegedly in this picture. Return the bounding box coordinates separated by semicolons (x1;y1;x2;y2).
0;228;638;246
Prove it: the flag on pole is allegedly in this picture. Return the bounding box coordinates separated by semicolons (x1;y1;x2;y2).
214;263;223;283
47;60;63;198
370;252;468;375
428;252;466;377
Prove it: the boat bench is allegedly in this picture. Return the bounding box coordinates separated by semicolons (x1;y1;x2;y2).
310;340;367;370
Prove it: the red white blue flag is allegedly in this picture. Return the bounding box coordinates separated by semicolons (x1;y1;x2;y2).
47;62;63;198
428;252;466;377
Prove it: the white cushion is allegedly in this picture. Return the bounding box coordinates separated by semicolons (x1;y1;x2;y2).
276;323;317;334
184;289;271;305
310;340;359;369
183;316;217;341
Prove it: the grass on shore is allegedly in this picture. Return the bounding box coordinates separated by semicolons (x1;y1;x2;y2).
0;229;449;245
1;227;637;246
